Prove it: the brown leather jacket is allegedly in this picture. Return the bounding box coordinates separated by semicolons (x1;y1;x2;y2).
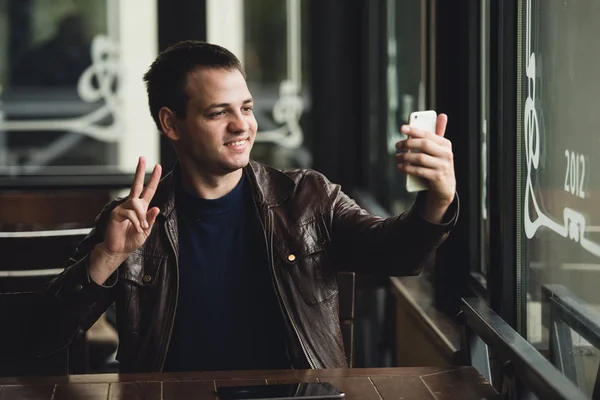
33;160;458;372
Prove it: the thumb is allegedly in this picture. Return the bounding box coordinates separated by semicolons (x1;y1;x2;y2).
436;113;448;137
145;207;160;230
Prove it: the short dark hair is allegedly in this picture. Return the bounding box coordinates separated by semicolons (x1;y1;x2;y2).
143;40;245;132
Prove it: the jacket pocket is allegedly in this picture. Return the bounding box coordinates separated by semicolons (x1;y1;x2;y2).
275;219;338;306
120;250;163;287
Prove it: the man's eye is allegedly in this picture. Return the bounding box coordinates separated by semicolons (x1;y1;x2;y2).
210;111;226;117
243;107;253;113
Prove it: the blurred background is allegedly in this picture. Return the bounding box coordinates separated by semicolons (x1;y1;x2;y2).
2;0;600;397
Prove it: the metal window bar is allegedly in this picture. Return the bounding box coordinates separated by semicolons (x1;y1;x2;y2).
459;297;588;400
542;284;600;399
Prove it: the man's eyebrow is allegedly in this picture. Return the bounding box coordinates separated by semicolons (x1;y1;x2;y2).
206;98;254;110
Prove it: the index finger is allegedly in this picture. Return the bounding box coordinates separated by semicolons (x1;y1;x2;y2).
140;164;162;203
436;113;448;137
400;125;445;146
129;157;146;199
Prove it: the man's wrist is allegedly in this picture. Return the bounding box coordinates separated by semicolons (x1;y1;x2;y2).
89;244;126;285
422;192;454;224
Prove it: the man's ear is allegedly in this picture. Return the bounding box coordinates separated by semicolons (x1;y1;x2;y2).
159;107;180;141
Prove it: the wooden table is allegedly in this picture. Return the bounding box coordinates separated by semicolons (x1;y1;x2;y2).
0;366;500;399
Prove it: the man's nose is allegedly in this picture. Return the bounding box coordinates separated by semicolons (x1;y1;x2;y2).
228;113;250;133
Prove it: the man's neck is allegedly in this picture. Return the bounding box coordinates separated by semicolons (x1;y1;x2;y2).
179;163;244;200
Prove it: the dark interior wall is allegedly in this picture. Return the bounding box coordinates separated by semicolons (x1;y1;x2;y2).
158;0;207;52
309;0;369;191
432;0;481;317
157;0;207;171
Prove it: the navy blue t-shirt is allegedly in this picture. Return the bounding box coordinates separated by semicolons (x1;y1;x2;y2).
163;175;290;372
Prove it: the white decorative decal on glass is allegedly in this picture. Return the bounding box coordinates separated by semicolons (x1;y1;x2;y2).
255;79;304;148
0;34;122;143
523;0;600;258
254;0;304;149
563;149;587;199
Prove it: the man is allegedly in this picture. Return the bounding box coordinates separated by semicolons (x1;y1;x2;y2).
33;41;458;373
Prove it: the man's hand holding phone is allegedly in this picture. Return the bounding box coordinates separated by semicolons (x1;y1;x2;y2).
395;111;456;223
89;157;162;285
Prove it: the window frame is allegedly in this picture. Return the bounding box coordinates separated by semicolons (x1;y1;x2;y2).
487;0;521;331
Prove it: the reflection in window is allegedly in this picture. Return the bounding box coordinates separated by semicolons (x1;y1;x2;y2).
0;0;123;174
519;0;600;395
243;0;312;170
384;0;425;215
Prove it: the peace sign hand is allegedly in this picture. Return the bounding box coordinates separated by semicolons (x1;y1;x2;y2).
89;157;162;285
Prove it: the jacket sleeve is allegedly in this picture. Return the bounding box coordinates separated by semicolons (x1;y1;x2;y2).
325;176;459;276
29;199;124;358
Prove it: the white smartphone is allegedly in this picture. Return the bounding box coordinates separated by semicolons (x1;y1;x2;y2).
404;110;437;192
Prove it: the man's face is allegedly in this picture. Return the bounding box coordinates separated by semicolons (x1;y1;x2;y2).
173;67;257;176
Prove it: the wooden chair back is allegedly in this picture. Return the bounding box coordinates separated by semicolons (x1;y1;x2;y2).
0;228;89;293
338;271;355;367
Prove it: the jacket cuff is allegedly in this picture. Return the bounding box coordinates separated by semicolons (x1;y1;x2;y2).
87;260;119;288
54;254;118;306
411;191;460;233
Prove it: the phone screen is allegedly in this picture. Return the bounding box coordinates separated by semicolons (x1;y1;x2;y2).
215;382;345;400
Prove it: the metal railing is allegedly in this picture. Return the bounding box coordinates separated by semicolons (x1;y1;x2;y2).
542;284;600;398
459;297;588;400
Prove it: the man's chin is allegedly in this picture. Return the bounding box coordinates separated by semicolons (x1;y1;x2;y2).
222;157;250;172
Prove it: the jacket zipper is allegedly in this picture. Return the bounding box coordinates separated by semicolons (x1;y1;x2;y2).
267;208;317;369
159;220;179;371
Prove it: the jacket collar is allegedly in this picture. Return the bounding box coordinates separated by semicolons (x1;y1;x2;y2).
152;159;296;218
152;164;178;219
244;160;295;207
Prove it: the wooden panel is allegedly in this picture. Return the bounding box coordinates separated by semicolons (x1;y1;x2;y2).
420;368;499;399
395;300;451;366
391;276;460;366
214;379;267;388
163;381;216;400
371;376;435;400
322;377;380;400
266;378;319;384
0;191;110;231
54;383;109;400
0;385;55;400
108;382;161;400
0;367;500;399
0;367;455;385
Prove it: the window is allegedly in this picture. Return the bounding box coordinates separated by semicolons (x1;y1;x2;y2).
0;0;158;177
207;0;312;170
376;0;429;214
518;0;600;395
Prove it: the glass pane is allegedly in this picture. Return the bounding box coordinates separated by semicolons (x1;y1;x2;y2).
385;0;424;215
0;0;121;175
243;0;312;170
570;330;600;395
519;0;600;394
